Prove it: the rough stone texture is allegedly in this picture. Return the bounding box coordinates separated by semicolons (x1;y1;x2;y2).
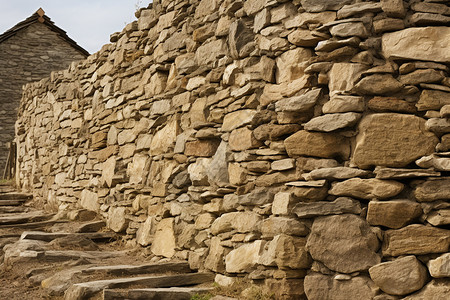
414;178;450;202
151;218;176;258
383;224;450;256
382;27;450;63
352;114;438;168
293;197;361;218
367;200;422;229
369;256;428;295
225;240;265;273
306;214;381;273
329;178;404;200
428;253;450;278
303;112;361;132
259;234;311;269
304;273;378;300
403;280;450;300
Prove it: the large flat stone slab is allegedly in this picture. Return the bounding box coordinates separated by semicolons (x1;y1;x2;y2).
0;212;54;225
103;287;214;300
81;261;192;276
382;27;450;63
64;273;214;300
20;231;117;242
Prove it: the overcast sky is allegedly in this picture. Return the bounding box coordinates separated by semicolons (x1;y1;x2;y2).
0;0;149;54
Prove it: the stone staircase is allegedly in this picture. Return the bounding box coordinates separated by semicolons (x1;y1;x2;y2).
0;184;214;300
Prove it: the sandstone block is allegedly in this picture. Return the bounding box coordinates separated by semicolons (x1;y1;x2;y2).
330;22;369;38
275;89;321;112
382;224;450;256
329;178;404;200
184;140;220;157
428;253;450;278
368;97;416;114
352;114;438;168
306;214;381;273
225;240;265;273
285;130;350;159
136;216;154;247
300;0;352;13
427;209;450;226
294;197;361;219
276;48;313;84
353;74;403;95
151;218;176;258
328;63;367;95
259;234;311;269
211;212;262;235
322;95;365;113
261;216;310;238
107;207;128;233
369;256;428;295
303;112;361;132
403;280;450;300
150;119;180;155
416;90;450;111
228;127;261;151
304;273;378;300
221;109;257;132
367;200;422;229
382;27;450;63
307;167;370;181
204;237;226;273
414;178;450;202
80;189;99;212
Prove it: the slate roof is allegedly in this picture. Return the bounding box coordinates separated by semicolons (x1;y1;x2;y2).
0;8;89;56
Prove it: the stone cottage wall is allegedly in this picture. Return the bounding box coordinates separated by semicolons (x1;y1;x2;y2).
15;0;450;298
0;22;87;174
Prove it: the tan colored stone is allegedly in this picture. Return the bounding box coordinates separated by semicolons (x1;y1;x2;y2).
353;74;403;95
228;163;247;186
204;237;226;273
225;240;265;273
368;97;416;114
300;0;352;13
383;224;450;256
330;178;404;200
136;216;154;247
352;114;438;168
403;280;450;300
416;90;450;111
428;253;450;278
307;167;370;181
221;109;257;132
369;256;428;296
259;234;311;269
151;218;176;258
337;2;382;19
285;130;350;160
304;273;378;300
322;95;365;113
307;214;381;273
381;0;405;17
330;22;369;38
101;156;116;188
80;189;99;212
414;178;450;202
294;198;361;219
276;48;313;84
367;200;422;229
382;27;450;63
275;89;321;113
427;209;450;226
150;119;180;155
328;63;367;95
211;212;262;235
184;140;220;157
261;216;310;238
107;207;128;233
228;127;261;151
288;29;328;47
304;112;361;132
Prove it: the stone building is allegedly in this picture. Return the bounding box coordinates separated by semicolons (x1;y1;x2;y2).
0;8;88;175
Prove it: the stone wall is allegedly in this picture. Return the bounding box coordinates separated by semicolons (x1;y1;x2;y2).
0;22;87;173
15;0;450;298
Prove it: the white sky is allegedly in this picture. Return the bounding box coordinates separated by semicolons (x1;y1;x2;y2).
0;0;150;54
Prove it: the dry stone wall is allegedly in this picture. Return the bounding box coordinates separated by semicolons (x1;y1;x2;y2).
15;0;450;298
0;22;87;173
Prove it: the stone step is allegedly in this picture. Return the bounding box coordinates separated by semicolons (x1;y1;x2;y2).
0;212;54;225
0;206;29;214
103;287;214;300
0;199;26;206
0;192;33;200
0;219;67;229
20;231;117;242
81;261;192;276
37;250;128;263
64;272;215;300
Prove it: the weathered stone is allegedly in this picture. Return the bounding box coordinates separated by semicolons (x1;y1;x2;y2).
243;0;270;16
307;167;370;181
184;140;220;157
330;178;404;200
276;48;313;84
303;112;361;132
285;130;350;160
204;237;226;273
352;114;438;168
416;154;450;171
330;22;369;38
353;74;403;95
239;188;274;206
150;119;180;155
275;89;321;112
369;256;428;296
382;27;450;63
288;29;328;47
428;253;450;278
195;39;228;68
368;97;416;114
410;12;450;26
128;154;149;185
228;163;247;186
427;209;450;226
337;3;382;19
304;273;378;300
228;127;261;151
403;280;450;300
211;212;262;235
259;234;311;269
328;63;367;95
323;95;364;114
425;118;450;134
225;240;265;273
373;18;405;34
228;20;254;59
136;216;154;247
307;214;381;273
383;224;450;256
271;159;295;171
399;69;444;86
367;200;422;229
80;189;99;212
381;0;405;18
285;11;336;29
206;141;230;185
300;0;352;13
416;90;450;111
107;207;128;233
414;178;450;202
294;197;361;219
221;109;257;132
261;216;310;238
188;158;211;186
151;218;176;258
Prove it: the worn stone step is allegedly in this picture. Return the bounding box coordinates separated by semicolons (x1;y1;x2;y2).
82;261;192;277
37;250;128;263
0;192;33;200
103;287;214;300
0;206;29;213
0;199;26;206
0;219;67;229
64;272;215;300
0;212;55;225
20;231;117;242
